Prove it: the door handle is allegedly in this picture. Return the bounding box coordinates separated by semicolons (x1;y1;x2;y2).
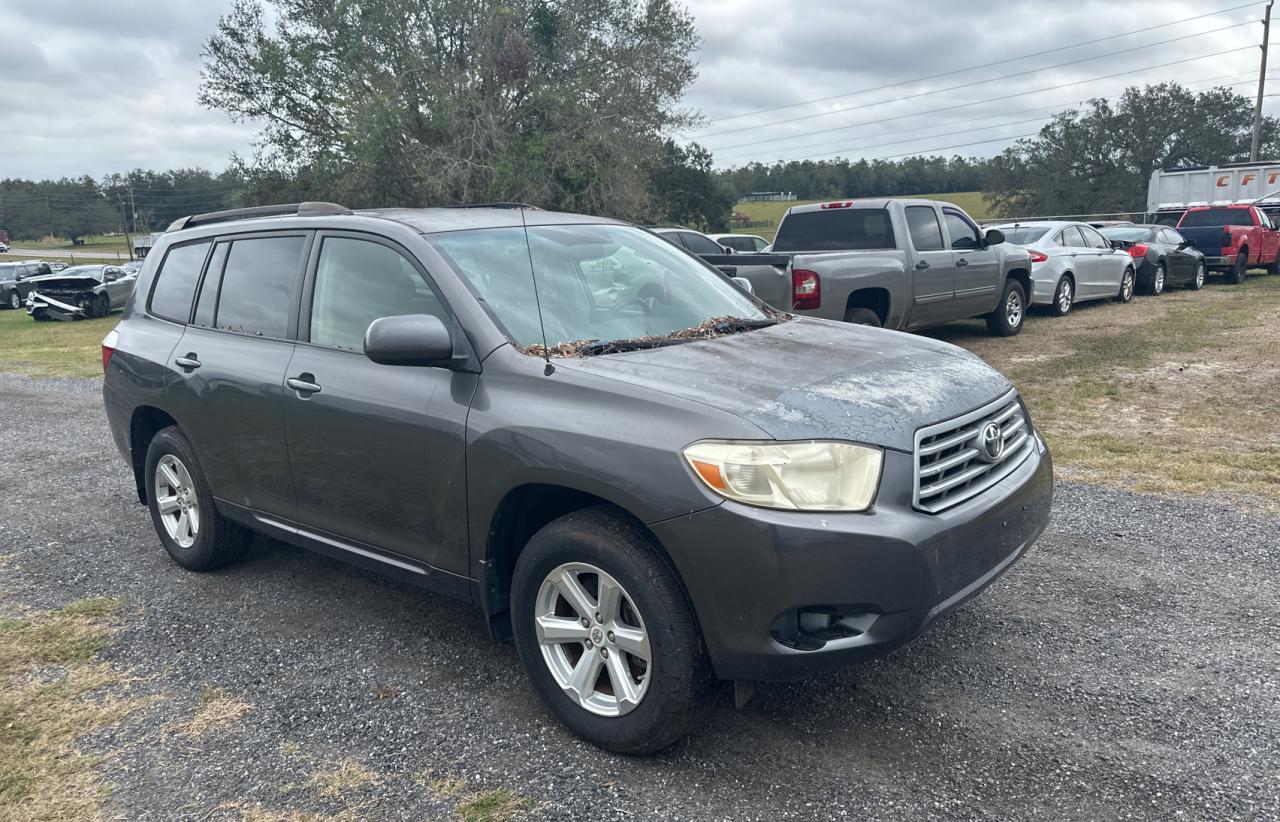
955;258;969;267
287;375;322;395
914;260;930;270
174;355;201;371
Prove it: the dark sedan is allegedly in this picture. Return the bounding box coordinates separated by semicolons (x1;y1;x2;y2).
1100;225;1205;294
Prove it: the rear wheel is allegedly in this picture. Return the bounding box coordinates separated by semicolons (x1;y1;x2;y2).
843;307;882;327
1116;266;1136;303
1148;262;1166;295
1187;260;1206;290
986;279;1026;336
511;506;716;754
1226;251;1248;285
1049;275;1074;317
144;427;251;571
6;290;19;310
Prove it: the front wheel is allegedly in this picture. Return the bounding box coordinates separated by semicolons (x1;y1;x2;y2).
1116;266;1136;303
91;294;109;319
6;290;19;310
1226;252;1248;285
986;279;1026;336
511;506;716;754
1187;261;1206;290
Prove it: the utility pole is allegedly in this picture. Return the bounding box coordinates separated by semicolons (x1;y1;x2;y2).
1251;0;1274;161
118;197;133;262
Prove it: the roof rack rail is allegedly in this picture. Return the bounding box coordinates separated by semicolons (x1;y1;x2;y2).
167;201;352;232
450;202;539;210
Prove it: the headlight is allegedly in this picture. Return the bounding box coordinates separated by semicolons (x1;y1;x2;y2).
682;440;883;512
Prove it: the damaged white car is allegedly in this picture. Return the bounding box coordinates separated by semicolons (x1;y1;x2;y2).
26;264;137;321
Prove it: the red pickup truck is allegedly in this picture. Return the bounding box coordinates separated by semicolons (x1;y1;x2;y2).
1175;205;1280;284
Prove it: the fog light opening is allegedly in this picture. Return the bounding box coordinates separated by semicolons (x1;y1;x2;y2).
770;606;877;651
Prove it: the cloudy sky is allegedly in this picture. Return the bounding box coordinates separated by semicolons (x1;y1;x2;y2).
1;0;1273;180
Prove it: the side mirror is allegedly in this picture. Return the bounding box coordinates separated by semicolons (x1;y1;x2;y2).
1177;241;1191;250
732;276;755;294
364;314;457;368
721;245;735;254
983;228;1005;246
104;272;119;282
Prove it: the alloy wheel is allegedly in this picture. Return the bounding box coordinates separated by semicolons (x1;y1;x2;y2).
154;454;200;548
8;292;19;309
1057;279;1073;314
1122;268;1135;301
534;562;652;717
1154;265;1165;294
1195;263;1205;288
1006;289;1023;328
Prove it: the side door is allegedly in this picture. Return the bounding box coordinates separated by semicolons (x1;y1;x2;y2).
1160;228;1194;279
1080;225;1125;296
103;266;129;306
283;232;474;576
942;208;999;315
902;204;955;326
1055;225;1096;296
160;232;309;521
1255;209;1280;264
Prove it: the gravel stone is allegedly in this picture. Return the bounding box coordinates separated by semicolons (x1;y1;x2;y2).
1;372;1277;820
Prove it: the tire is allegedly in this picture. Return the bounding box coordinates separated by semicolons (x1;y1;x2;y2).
985;279;1026;336
1186;260;1206;290
92;294;109;319
1048;274;1074;317
1147;262;1166;296
1226;251;1248;285
144;427;251;571
511;506;717;754
843;307;882;327
5;290;18;310
1267;256;1280;276
1116;266;1136;303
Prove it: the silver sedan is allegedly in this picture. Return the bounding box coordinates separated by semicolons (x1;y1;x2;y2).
991;221;1136;316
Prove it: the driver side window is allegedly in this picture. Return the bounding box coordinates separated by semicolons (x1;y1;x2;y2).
309;237;447;351
943;210;980;250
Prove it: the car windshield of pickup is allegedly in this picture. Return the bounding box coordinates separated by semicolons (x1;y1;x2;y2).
1180;208;1255;227
433;223;777;356
771;208;896;252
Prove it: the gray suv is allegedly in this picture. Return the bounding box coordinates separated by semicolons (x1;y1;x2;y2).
102;202;1053;754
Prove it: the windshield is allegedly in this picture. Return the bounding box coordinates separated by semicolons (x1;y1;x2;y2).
55;266;103;279
433;223;775;356
1180;208;1254;227
998;226;1050;245
1100;227;1157;242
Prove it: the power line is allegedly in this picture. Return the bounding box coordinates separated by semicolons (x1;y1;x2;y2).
698;1;1260;127
717;74;1277;165
696;18;1258;141
705;44;1258;156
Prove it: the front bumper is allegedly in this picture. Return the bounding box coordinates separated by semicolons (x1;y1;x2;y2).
652;435;1053;681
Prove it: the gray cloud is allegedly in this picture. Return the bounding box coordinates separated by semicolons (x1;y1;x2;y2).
0;0;1271;179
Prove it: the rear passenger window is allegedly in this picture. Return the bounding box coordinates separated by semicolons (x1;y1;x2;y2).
215;236;305;338
192;243;229;327
904;206;944;251
149;241;211;323
309;237;446;351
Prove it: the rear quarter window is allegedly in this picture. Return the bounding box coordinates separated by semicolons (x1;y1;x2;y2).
772;208;895;252
149;241;212;323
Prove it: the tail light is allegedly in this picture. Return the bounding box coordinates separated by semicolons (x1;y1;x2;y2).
101;328;119;373
792;269;821;310
1127;244;1148;257
1028;250;1048;263
819;201;853;209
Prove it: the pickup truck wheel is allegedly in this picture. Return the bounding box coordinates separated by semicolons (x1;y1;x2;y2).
843;307;882;327
1226;252;1248;285
1187;261;1206;290
1116;266;1136;303
986;280;1026;336
144;427;251;571
1049;275;1074;317
1267;256;1280;276
511;506;717;754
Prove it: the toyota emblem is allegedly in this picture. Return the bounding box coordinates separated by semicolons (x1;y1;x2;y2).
979;422;1004;461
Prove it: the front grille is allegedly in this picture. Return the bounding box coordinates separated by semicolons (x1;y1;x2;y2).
913;390;1034;513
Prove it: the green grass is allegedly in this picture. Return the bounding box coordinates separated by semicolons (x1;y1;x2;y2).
0;307;116;378
23;234;131;253
731;191;991;241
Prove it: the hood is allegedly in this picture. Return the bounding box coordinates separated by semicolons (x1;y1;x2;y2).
28;274;102;289
558;318;1013;452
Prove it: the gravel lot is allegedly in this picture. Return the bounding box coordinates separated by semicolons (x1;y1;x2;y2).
2;371;1277;821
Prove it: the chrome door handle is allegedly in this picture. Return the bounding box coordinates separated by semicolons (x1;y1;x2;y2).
174;355;201;371
914;260;930;270
287;376;322;394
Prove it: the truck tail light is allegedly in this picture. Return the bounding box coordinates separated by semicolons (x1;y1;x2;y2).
101;328;119;373
1127;244;1148;257
1028;250;1048;263
792;269;821;310
819;201;853;209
